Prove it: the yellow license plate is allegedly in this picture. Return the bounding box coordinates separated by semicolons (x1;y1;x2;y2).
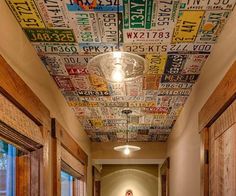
172;11;204;43
145;54;167;74
6;0;45;28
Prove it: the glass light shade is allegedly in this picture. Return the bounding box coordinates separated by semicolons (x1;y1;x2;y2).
114;145;141;155
87;51;146;82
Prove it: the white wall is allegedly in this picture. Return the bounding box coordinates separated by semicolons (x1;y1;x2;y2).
0;2;92;196
101;165;159;196
167;7;236;196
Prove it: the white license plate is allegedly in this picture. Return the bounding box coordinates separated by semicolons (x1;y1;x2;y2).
123;30;171;43
36;0;70;28
33;43;79;54
79;43;120;54
123;43;167;54
167;43;213;54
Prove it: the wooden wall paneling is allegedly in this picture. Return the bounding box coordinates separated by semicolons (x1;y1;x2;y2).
61;147;85;177
199;61;236;196
0;55;50;128
16;154;30;196
199;61;236;130
209;100;236;196
0;55;51;195
30;149;40;195
200;128;209;196
54;120;88;165
52;137;61;196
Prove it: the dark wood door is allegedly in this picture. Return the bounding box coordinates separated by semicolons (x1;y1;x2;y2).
209;100;236;196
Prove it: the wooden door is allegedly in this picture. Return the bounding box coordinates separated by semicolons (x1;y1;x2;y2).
209;100;236;196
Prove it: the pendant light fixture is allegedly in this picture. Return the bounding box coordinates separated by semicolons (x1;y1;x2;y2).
114;109;141;155
87;0;146;83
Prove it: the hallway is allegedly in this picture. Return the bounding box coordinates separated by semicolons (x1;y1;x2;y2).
0;0;236;195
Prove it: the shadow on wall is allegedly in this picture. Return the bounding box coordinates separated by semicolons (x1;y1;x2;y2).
101;169;158;196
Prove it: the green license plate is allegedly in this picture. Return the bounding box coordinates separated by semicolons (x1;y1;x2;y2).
24;29;76;43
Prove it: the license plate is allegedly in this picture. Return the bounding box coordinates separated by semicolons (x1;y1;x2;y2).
159;82;193;89
156;0;179;30
180;0;236;10
33;43;79;54
36;0;70;28
143;75;161;90
108;83;126;96
172;11;204;43
24;29;76;43
142;107;169;114
196;10;230;43
79;43;120;54
53;76;75;91
66;66;89;75
62;55;92;66
66;0;123;12
145;54;167;74
206;0;236;10
98;12;123;43
167;43;213;54
77;90;110;96
123;0;154;29
180;0;208;10
71;12;101;43
129;102;156;108
164;54;188;74
67;101;98;107
6;0;45;28
123;43;167;54
39;54;68;76
71;78;90;91
157;89;191;96
123;30;171;43
161;74;199;83
182;54;209;74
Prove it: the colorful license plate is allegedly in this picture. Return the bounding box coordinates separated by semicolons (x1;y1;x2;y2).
157;89;191;96
79;43;120;54
167;43;213;54
123;43;167;54
145;54;167;74
123;30;171;43
72;12;101;43
164;54;188;74
36;0;70;28
172;11;204;43
196;10;230;43
143;75;161;90
98;12;122;43
33;43;79;54
6;0;45;28
39;54;68;76
161;74;199;83
123;0;154;29
24;29;76;42
156;0;179;30
62;55;92;66
180;0;236;10
66;0;123;12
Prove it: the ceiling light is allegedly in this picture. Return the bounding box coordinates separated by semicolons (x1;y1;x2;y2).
113;109;141;155
114;145;141;155
87;51;146;83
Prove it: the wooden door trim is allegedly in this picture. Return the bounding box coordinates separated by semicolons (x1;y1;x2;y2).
0;55;51;195
199;61;236;130
199;62;236;196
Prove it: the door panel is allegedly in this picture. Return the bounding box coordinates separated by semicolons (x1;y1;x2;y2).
209;100;236;196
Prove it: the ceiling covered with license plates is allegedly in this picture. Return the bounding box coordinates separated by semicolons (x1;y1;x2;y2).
5;0;236;142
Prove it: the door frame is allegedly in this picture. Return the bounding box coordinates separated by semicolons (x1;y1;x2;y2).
199;62;236;196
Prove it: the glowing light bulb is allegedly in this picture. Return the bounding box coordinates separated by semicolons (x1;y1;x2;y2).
111;65;125;82
124;147;130;155
113;51;122;58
